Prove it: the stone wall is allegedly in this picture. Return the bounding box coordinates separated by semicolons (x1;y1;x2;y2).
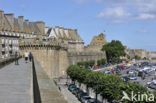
148;52;156;63
68;51;106;65
67;41;84;52
20;45;69;79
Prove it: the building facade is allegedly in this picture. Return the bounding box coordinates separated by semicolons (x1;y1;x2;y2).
0;10;45;59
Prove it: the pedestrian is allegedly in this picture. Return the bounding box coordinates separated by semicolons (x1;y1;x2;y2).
29;52;33;62
15;51;19;65
24;51;29;63
58;86;61;91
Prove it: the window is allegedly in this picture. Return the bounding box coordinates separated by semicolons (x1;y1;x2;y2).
1;38;5;44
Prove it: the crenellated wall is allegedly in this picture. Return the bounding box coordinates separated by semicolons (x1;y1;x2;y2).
20;45;69;79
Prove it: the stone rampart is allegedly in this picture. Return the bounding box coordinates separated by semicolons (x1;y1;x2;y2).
19;44;69;79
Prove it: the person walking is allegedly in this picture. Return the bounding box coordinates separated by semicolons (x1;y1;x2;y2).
15;51;19;65
24;51;29;63
29;52;33;62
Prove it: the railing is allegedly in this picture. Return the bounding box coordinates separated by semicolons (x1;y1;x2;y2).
32;58;41;103
0;57;21;68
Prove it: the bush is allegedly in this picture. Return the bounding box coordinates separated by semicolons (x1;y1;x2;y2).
77;60;95;68
97;58;106;66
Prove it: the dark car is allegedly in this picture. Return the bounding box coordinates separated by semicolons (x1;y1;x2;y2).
72;88;80;95
77;90;84;98
68;84;76;92
81;96;91;103
148;82;156;89
87;98;101;103
122;76;130;83
78;92;88;100
112;100;120;103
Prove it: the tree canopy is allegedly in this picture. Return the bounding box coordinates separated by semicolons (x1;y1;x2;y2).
66;65;149;102
102;40;126;63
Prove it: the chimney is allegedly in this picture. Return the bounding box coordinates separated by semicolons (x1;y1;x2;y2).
4;13;14;29
18;16;24;31
35;21;45;34
24;19;29;25
0;10;4;28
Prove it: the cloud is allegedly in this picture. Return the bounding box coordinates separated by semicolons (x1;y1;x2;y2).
97;7;131;19
110;20;124;24
136;13;156;20
95;0;156;23
137;30;148;33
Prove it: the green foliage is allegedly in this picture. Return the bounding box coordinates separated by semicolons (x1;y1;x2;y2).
66;65;80;82
97;58;106;66
122;82;148;103
127;55;130;59
77;60;95;68
66;64;149;102
101;75;125;101
154;90;156;102
102;40;126;63
134;55;141;60
88;60;95;67
77;61;86;67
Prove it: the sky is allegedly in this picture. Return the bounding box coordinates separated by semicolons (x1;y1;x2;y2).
0;0;156;51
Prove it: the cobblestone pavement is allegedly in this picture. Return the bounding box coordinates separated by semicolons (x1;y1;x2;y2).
59;84;81;103
0;58;33;103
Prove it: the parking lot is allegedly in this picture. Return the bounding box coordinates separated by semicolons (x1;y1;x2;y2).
96;60;156;91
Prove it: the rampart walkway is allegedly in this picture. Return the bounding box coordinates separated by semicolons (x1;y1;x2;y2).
0;59;33;103
0;58;67;103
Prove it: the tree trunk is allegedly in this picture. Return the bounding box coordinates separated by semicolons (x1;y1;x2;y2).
96;92;98;101
86;85;89;95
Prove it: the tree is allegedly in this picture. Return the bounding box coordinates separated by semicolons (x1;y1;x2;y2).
134;55;141;60
101;58;106;65
88;60;95;67
97;58;106;66
122;82;148;103
66;65;81;83
127;54;130;59
99;74;125;102
77;60;95;69
85;72;104;100
67;64;149;103
102;40;126;63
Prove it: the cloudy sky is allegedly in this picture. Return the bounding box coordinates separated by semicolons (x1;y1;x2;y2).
0;0;156;51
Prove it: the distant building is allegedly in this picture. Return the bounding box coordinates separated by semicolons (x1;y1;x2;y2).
0;10;45;59
125;48;148;59
45;27;106;64
85;33;107;52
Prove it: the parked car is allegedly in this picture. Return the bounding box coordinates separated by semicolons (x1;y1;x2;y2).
112;100;120;103
78;92;88;100
104;70;112;74
68;84;76;91
122;76;130;83
81;96;91;103
128;70;136;74
87;98;101;103
72;88;80;95
77;91;85;99
148;82;156;89
129;74;137;80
